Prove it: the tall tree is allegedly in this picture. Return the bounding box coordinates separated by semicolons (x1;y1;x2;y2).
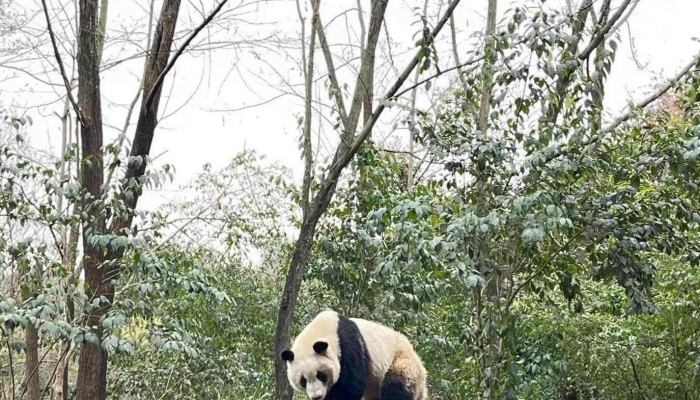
273;0;464;398
40;0;231;398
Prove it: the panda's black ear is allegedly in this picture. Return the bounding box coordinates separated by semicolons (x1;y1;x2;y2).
281;350;294;362
313;341;328;354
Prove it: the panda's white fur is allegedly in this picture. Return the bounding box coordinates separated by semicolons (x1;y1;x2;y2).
280;310;427;400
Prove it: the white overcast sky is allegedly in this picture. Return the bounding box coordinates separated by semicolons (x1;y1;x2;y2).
5;0;700;211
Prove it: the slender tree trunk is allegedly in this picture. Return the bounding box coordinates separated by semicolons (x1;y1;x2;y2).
299;0;320;217
407;0;429;190
96;0;109;64
475;0;498;299
274;215;323;400
274;1;390;395
476;0;497;132
273;2;464;399
24;325;40;400
75;0;108;397
591;0;611;133
53;219;79;400
474;1;499;398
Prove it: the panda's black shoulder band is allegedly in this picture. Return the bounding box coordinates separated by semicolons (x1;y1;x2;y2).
327;315;370;399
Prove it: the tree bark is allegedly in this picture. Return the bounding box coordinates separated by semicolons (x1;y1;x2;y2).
52;217;80;400
24;323;40;400
75;0;108;397
117;0;181;217
274;216;323;400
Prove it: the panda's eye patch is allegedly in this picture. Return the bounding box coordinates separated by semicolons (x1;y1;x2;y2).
316;371;328;383
300;377;307;388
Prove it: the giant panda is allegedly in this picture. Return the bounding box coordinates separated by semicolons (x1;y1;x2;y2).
280;310;427;400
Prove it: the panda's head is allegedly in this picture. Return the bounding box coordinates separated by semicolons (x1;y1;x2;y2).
280;340;338;400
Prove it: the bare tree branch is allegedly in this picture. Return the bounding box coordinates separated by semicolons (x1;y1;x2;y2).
449;13;468;91
356;0;366;54
605;0;640;41
579;0;633;60
605;51;700;132
314;15;349;126
301;0;320;216
40;0;80;120
394;56;482;98
341;0;389;146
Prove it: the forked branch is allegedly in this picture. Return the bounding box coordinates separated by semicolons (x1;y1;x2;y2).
579;0;633;60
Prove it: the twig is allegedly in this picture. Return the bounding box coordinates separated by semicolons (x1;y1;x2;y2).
629;357;647;400
605;0;641;41
356;0;366;53
7;343;15;400
605;50;700;132
394;57;482;99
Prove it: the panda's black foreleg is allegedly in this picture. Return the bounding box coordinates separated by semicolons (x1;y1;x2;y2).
380;371;414;400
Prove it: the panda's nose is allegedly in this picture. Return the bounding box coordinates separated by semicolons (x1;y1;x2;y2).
311;396;323;400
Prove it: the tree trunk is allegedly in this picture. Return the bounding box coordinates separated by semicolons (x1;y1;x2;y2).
274;215;323;400
118;0;181;212
274;2;389;398
53;220;79;400
273;2;464;398
75;0;108;397
474;1;499;397
476;0;498;132
56;0;218;397
24;325;40;400
22;243;44;400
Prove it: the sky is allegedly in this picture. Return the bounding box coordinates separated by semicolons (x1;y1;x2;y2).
4;0;700;212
